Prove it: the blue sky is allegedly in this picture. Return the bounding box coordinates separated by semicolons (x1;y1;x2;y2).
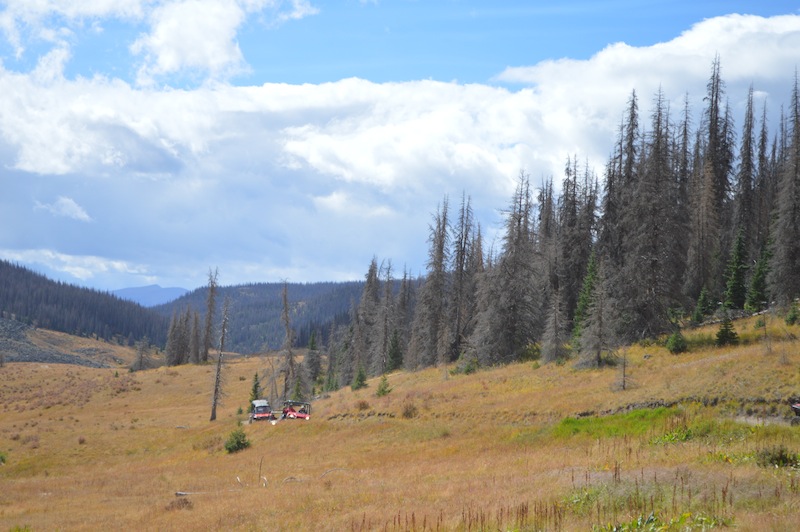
0;1;799;291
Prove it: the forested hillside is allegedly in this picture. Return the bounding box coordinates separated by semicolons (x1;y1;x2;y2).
0;260;168;346
155;280;364;355
322;59;800;393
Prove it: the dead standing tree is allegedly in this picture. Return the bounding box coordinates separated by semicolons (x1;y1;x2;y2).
209;297;231;422
202;268;219;363
279;281;297;400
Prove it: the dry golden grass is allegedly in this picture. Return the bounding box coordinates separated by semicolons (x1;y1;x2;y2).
1;317;800;531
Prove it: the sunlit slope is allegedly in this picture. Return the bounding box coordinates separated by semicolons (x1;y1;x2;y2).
1;315;799;530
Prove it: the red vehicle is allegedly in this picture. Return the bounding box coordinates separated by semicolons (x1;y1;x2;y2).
281;400;311;420
249;399;275;422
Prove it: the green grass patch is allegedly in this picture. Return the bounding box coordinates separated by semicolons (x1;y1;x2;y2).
552;408;675;439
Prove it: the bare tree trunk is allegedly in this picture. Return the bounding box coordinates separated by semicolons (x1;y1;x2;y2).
202;268;219;363
280;281;296;400
209;297;230;422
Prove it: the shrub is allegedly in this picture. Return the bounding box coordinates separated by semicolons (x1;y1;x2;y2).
355;399;370;411
401;401;418;419
450;355;479;376
375;374;392;397
756;445;800;468
224;428;250;454
665;330;688;354
0;450;6;464
786;303;799;326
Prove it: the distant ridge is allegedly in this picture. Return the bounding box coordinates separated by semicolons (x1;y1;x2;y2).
113;285;189;307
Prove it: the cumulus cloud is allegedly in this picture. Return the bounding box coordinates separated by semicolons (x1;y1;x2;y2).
0;12;799;290
35;197;93;222
0;0;319;85
0;248;148;282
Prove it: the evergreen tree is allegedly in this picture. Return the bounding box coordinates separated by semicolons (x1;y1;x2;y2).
375;374;392;397
573;250;598;341
189;310;201;364
692;287;714;323
304;330;322;383
469;173;541;365
351;364;367;391
577;259;618;367
715;310;739;347
723;228;748;309
745;246;770;312
386;329;403;371
541;285;569;363
248;373;261;412
768;75;800;305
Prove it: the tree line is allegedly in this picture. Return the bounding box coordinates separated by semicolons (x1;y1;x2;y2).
0;259;168;346
317;58;800;391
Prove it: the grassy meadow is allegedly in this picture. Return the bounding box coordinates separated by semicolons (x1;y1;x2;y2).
2;314;800;530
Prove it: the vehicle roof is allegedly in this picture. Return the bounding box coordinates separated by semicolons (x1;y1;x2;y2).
252;399;270;406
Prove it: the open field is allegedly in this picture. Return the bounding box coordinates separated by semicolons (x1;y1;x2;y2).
2;315;800;530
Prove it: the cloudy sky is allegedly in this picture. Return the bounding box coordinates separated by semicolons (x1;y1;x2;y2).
1;0;799;291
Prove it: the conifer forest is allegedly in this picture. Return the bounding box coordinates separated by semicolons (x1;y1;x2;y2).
323;58;800;391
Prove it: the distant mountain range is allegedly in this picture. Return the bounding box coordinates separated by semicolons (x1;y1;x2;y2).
113;285;190;307
1;259;363;356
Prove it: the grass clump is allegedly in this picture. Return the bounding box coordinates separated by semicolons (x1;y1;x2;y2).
755;445;800;468
401;400;419;419
0;450;6;464
224;427;250;454
553;408;674;439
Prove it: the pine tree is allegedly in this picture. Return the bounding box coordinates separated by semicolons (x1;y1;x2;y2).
375;374;392;397
304;330;322;384
386;329;403;371
469;173;541;365
577;259;618;367
745;246;770;312
248;373;261;412
573;250;598;341
723;228;748;309
351;364;367;391
715;311;739;347
692;287;714;324
768;75;800;305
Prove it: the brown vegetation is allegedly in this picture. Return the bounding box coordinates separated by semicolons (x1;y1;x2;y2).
1;316;799;530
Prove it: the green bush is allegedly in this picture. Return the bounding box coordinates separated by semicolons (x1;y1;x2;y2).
375;374;392;397
0;450;6;464
665;330;688;354
224;428;250;454
756;445;799;468
351;365;367;391
786;303;799;326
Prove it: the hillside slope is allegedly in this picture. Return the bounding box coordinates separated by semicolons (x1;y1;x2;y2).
1;315;799;531
0;317;137;368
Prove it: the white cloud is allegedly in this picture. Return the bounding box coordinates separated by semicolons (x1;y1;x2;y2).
35;197;93;222
0;0;319;85
131;0;249;84
0;0;148;57
0;13;799;290
0;249;148;282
